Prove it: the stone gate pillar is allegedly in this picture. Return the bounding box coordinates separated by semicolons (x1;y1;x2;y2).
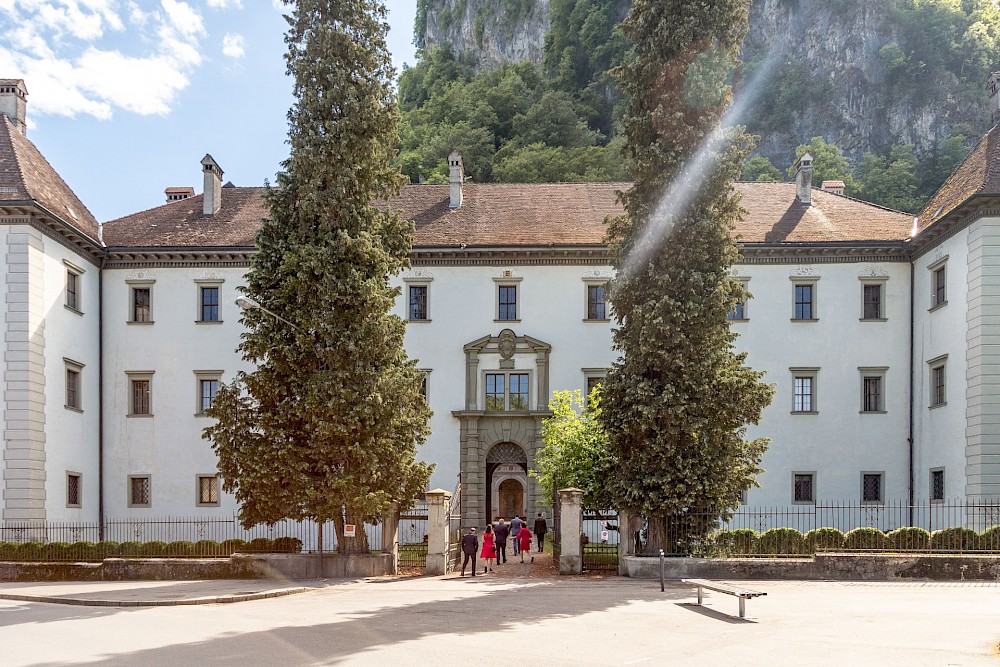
558;488;584;575
382;501;400;575
425;489;451;576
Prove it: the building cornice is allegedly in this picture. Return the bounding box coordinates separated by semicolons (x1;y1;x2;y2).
0;203;104;265
907;196;1000;260
103;247;256;269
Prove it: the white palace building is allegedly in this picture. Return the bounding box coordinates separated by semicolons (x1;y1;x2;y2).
1;76;999;530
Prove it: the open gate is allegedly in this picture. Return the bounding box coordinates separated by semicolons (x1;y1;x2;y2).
582;509;619;573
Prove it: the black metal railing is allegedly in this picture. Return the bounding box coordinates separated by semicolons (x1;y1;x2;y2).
0;513;384;562
629;499;1000;556
398;503;428;570
582;510;619;572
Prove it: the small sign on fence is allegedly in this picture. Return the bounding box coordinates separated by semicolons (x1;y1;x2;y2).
600;530;609;542
344;524;356;538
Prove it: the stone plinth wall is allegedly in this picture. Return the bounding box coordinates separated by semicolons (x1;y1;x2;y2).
0;553;395;582
621;554;1000;581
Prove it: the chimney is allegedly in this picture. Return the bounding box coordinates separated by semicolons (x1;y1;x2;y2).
165;187;195;203
988;72;1000;126
201;154;223;215
820;180;845;196
0;79;28;135
795;152;813;206
448;150;464;209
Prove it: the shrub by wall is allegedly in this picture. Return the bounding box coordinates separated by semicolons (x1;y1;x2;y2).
712;529;758;555
886;527;931;551
843;527;886;550
758;528;806;554
805;528;845;552
979;526;1000;550
931;527;979;551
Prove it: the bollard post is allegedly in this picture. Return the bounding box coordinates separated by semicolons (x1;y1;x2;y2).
659;549;665;592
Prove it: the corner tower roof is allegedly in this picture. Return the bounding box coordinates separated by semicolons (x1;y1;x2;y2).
0;114;101;243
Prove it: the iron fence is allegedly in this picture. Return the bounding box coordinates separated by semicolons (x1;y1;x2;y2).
398;503;428;570
582;510;619;572
0;513;384;562
637;499;1000;556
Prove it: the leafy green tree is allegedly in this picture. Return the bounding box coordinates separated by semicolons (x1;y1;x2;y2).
600;0;774;554
511;90;601;148
532;389;612;509
920;128;973;200
742;154;782;182
493;142;627;182
204;0;432;553
853;144;922;213
786;137;854;189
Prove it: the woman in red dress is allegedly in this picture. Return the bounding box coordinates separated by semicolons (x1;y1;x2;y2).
480;523;496;573
517;523;533;562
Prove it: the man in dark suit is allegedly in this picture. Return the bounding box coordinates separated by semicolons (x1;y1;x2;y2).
533;512;548;553
493;518;509;564
510;515;523;556
461;527;479;577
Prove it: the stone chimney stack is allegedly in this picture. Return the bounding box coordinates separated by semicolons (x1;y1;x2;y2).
988;72;1000;126
201;154;223;216
0;79;28;135
448;150;464;209
795;152;813;206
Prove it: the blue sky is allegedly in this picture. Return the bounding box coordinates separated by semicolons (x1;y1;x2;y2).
0;1;419;223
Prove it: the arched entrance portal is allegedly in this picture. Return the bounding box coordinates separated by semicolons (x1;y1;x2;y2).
487;442;527;522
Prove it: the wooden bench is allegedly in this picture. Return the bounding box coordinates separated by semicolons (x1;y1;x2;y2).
682;579;766;618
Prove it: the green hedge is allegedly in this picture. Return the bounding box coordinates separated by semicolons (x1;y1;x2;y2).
805;528;845;552
886;527;931;551
931;527;979;551
758;528;806;554
843;528;886;550
0;537;307;561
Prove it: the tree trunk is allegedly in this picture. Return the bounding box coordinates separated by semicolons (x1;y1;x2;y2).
333;511;371;554
643;514;666;555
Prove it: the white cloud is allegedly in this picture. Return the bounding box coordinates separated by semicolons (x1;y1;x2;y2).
0;0;211;120
222;33;244;59
207;0;242;8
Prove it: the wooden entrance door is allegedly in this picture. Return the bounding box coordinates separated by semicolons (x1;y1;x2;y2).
498;478;524;519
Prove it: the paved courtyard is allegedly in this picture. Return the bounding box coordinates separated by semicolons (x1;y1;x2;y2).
1;575;998;666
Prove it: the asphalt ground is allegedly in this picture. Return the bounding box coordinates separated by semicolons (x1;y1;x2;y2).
1;565;998;667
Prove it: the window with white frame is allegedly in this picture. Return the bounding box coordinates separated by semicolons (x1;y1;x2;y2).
790;368;818;413
728;279;749;321
861;280;886;320
860;367;887;413
408;284;429;321
128;280;153;324
792;280;818;320
127;371;153;416
128;475;151;507
65;261;83;313
585;283;608;321
196;475;220;506
861;472;884;503
930;468;945;502
494;274;522;322
485;371;529;411
195;371;222;415
65;358;83;411
928;356;947;408
66;472;81;508
200;286;220;322
793;472;815;503
930;259;947;309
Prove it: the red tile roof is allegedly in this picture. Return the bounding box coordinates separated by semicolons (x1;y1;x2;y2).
0;115;101;241
101;181;913;249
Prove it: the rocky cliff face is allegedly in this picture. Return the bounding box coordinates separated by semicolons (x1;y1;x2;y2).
422;0;551;71
420;0;988;165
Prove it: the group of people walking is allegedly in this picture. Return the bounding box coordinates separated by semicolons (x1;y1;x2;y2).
461;513;548;577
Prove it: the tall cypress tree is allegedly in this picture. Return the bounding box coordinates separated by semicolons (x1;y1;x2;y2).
599;0;774;553
204;0;432;552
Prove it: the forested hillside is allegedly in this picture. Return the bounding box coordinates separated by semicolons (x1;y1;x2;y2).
403;0;1000;212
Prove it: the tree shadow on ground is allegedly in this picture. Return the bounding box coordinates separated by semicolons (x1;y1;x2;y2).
30;578;690;666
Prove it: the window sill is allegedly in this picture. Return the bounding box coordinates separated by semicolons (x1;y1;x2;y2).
929;402;947;410
196;503;221;508
194;413;213;418
64;405;83;413
791;411;819;415
494;319;521;324
790;318;819;323
792;501;816;505
860;318;887;322
195;320;224;325
127;414;154;418
66;504;82;510
128;505;152;509
861;501;885;506
582;318;611;323
929;301;948;313
128;321;155;325
727;318;749;323
408;318;431;323
64;304;83;316
860;410;887;415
